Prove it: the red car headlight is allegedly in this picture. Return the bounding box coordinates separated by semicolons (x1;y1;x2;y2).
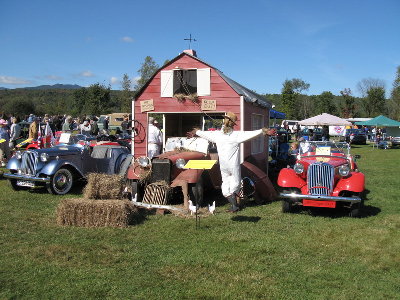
294;163;304;174
338;164;350;177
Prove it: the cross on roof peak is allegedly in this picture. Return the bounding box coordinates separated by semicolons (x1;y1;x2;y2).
184;34;197;49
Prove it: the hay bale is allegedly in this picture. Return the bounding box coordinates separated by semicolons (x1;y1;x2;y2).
83;173;124;200
56;198;140;227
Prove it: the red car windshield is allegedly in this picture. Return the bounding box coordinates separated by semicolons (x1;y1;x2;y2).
299;141;349;156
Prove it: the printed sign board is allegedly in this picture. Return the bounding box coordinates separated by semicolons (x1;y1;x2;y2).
201;99;216;111
140;99;154;112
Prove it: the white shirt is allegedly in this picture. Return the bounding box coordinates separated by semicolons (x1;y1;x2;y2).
148;124;162;145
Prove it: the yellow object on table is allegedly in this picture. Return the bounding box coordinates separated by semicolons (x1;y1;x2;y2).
184;160;217;170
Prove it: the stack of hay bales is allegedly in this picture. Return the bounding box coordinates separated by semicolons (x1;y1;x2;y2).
56;173;140;228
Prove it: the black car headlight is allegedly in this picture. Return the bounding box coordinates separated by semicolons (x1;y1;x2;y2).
138;156;151;168
338;164;350;177
15;151;22;160
40;153;49;162
294;163;304;174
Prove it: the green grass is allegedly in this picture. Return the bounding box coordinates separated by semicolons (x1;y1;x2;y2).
1;145;399;299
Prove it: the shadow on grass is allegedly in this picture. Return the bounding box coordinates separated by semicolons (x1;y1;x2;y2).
301;204;381;219
231;215;261;223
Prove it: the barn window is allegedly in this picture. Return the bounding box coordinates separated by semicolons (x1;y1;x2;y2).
251;114;264;154
160;68;210;97
173;70;197;95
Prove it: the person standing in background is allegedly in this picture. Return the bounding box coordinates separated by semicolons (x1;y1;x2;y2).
28;117;39;140
0;119;11;166
103;116;109;135
9;117;21;149
147;117;163;159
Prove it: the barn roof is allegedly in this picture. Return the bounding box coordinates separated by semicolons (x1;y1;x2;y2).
135;51;272;108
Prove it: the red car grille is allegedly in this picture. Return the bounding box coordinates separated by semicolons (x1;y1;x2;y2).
307;162;334;196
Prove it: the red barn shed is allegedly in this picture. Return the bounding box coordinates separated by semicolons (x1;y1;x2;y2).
132;49;273;171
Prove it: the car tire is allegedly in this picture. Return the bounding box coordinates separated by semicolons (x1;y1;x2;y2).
47;168;74;195
9;179;26;191
349;197;364;218
282;189;298;213
282;199;293;213
189;176;203;207
131;180;143;202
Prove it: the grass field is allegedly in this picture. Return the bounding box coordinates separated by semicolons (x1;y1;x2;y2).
1;145;399;299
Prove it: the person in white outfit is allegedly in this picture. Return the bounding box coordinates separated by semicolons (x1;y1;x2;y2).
191;112;276;212
79;120;92;136
9;117;21;149
147;117;163;159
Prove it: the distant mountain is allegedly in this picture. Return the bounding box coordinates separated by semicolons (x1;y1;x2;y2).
21;84;83;90
0;87;8;90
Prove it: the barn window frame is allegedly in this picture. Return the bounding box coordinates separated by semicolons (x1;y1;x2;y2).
251;113;264;154
160;68;210;97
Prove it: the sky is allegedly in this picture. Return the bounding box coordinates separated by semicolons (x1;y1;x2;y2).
1;0;399;97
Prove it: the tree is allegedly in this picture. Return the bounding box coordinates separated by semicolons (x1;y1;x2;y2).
134;56;159;91
72;83;113;116
120;73;133;112
366;87;386;117
314;91;336;115
2;98;35;117
356;78;386;117
388;66;400;121
280;78;310;119
356;78;385;98
339;88;356;118
72;88;88;116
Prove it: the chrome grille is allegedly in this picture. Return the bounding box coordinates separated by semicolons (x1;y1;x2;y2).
20;151;38;175
307;162;334;196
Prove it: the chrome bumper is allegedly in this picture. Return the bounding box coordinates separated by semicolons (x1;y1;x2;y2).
3;173;50;183
131;200;187;213
280;193;361;203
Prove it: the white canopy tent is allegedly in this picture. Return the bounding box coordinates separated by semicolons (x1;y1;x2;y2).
298;113;352;126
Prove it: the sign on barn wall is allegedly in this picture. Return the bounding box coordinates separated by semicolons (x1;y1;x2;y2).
140;99;154;112
201;99;216;111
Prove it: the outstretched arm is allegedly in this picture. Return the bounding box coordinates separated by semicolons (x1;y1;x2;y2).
236;128;276;143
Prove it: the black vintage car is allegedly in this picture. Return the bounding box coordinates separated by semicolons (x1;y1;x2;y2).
4;143;132;195
299;128;323;141
342;129;367;145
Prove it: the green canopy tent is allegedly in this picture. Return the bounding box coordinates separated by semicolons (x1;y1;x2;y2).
355;115;400;127
355;115;400;147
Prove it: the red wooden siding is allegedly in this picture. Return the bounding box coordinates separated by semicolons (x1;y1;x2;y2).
133;53;268;159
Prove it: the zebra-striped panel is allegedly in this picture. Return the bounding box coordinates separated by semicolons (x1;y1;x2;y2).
143;183;169;205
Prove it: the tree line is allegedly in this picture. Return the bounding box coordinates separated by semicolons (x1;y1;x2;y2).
270;66;400;121
1;55;399;122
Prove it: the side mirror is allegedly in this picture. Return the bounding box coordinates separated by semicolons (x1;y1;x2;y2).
354;154;361;160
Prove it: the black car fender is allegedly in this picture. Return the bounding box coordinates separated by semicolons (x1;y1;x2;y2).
40;159;85;178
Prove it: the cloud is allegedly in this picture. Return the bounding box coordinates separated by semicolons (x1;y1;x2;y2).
0;76;32;85
79;71;95;77
121;36;134;43
110;77;119;85
133;76;140;84
45;75;64;80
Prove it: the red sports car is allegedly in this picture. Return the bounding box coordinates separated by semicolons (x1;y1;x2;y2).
277;141;365;217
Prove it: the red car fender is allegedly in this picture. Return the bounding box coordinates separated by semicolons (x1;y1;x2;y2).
172;168;204;185
26;143;39;149
332;172;365;195
277;168;307;189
